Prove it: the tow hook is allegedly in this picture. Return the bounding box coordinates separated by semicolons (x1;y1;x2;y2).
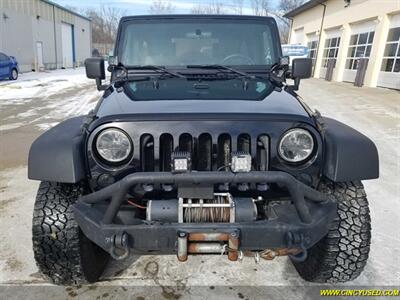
110;232;130;260
286;231;308;262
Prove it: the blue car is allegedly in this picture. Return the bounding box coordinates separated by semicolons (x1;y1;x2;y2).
0;52;19;80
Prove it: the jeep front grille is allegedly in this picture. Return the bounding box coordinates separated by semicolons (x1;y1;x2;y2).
139;133;269;172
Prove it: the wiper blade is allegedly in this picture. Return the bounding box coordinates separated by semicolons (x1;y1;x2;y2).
186;64;256;80
127;65;185;78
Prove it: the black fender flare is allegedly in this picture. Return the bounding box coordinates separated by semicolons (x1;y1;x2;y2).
322;117;379;182
28;116;87;183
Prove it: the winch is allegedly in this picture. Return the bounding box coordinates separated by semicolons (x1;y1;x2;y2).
146;193;257;223
145;194;258;262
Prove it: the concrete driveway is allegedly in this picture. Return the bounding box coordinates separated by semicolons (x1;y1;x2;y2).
0;72;399;299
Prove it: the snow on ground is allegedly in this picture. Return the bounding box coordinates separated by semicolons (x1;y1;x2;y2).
0;68;91;100
0;68;102;131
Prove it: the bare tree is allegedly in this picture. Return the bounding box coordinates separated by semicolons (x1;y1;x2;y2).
251;0;270;16
231;0;244;15
276;0;306;43
84;5;126;55
149;0;175;14
102;6;125;42
278;0;306;26
191;2;227;14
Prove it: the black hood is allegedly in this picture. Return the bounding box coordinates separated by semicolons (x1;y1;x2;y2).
96;89;312;123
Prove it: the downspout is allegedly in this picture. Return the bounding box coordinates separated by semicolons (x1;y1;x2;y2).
313;1;326;77
52;4;58;69
287;17;293;44
89;19;92;58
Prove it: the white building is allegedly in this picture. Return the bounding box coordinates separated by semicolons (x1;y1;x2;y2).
285;0;400;90
0;0;91;72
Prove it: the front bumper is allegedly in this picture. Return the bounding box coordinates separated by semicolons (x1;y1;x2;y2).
74;171;337;259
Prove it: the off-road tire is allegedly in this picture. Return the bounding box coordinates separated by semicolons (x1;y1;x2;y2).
292;181;371;283
32;181;110;285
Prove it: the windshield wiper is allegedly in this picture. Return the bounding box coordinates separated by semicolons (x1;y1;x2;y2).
127;65;185;79
186;64;256;80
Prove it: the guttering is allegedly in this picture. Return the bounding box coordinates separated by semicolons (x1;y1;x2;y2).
287;17;293;43
283;0;326;19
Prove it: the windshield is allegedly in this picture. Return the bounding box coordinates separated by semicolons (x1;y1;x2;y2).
119;20;279;67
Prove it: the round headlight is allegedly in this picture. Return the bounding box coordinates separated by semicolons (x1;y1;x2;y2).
278;128;314;163
95;128;132;164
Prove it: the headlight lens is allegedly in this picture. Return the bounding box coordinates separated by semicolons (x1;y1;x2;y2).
278;128;314;163
95;128;132;163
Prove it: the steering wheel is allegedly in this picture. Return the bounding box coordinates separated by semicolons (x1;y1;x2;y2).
222;54;255;65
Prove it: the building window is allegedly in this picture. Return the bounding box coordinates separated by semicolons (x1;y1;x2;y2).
381;27;400;72
322;37;341;67
346;31;375;70
307;40;318;66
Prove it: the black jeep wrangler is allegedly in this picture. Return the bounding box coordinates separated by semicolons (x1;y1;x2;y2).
28;15;378;285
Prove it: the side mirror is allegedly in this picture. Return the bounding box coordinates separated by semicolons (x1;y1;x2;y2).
85;58;107;90
292;58;312;79
85;57;105;79
290;58;312;90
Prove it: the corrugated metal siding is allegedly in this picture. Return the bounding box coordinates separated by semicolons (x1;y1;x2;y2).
1;0;77;23
1;0;90;71
57;8;74;24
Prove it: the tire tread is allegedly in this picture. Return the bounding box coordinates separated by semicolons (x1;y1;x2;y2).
293;181;371;283
32;182;105;285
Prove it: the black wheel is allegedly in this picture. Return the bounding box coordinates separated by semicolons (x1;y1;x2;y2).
292;181;371;283
32;182;110;285
9;68;18;80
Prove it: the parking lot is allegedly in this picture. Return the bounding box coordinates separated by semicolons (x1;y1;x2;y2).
0;69;399;299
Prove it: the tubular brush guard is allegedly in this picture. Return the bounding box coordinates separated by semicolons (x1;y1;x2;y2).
74;171;337;260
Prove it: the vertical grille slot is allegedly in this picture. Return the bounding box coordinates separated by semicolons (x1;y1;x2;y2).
237;134;251;153
160;134;173;171
179;134;193;153
145;131;269;174
140;134;154;172
197;133;212;171
257;135;269;171
217;134;231;171
238;134;252;171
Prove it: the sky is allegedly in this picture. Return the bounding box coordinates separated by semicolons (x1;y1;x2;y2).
51;0;280;16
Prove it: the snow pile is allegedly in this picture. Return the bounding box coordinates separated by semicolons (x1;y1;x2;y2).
0;68;93;104
0;68;102;131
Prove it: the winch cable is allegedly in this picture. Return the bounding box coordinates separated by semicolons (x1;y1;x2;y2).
183;196;231;223
126;199;147;209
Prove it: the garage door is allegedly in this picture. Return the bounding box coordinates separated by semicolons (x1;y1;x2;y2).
343;20;376;83
293;27;305;45
320;28;341;79
61;22;74;68
378;14;400;90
